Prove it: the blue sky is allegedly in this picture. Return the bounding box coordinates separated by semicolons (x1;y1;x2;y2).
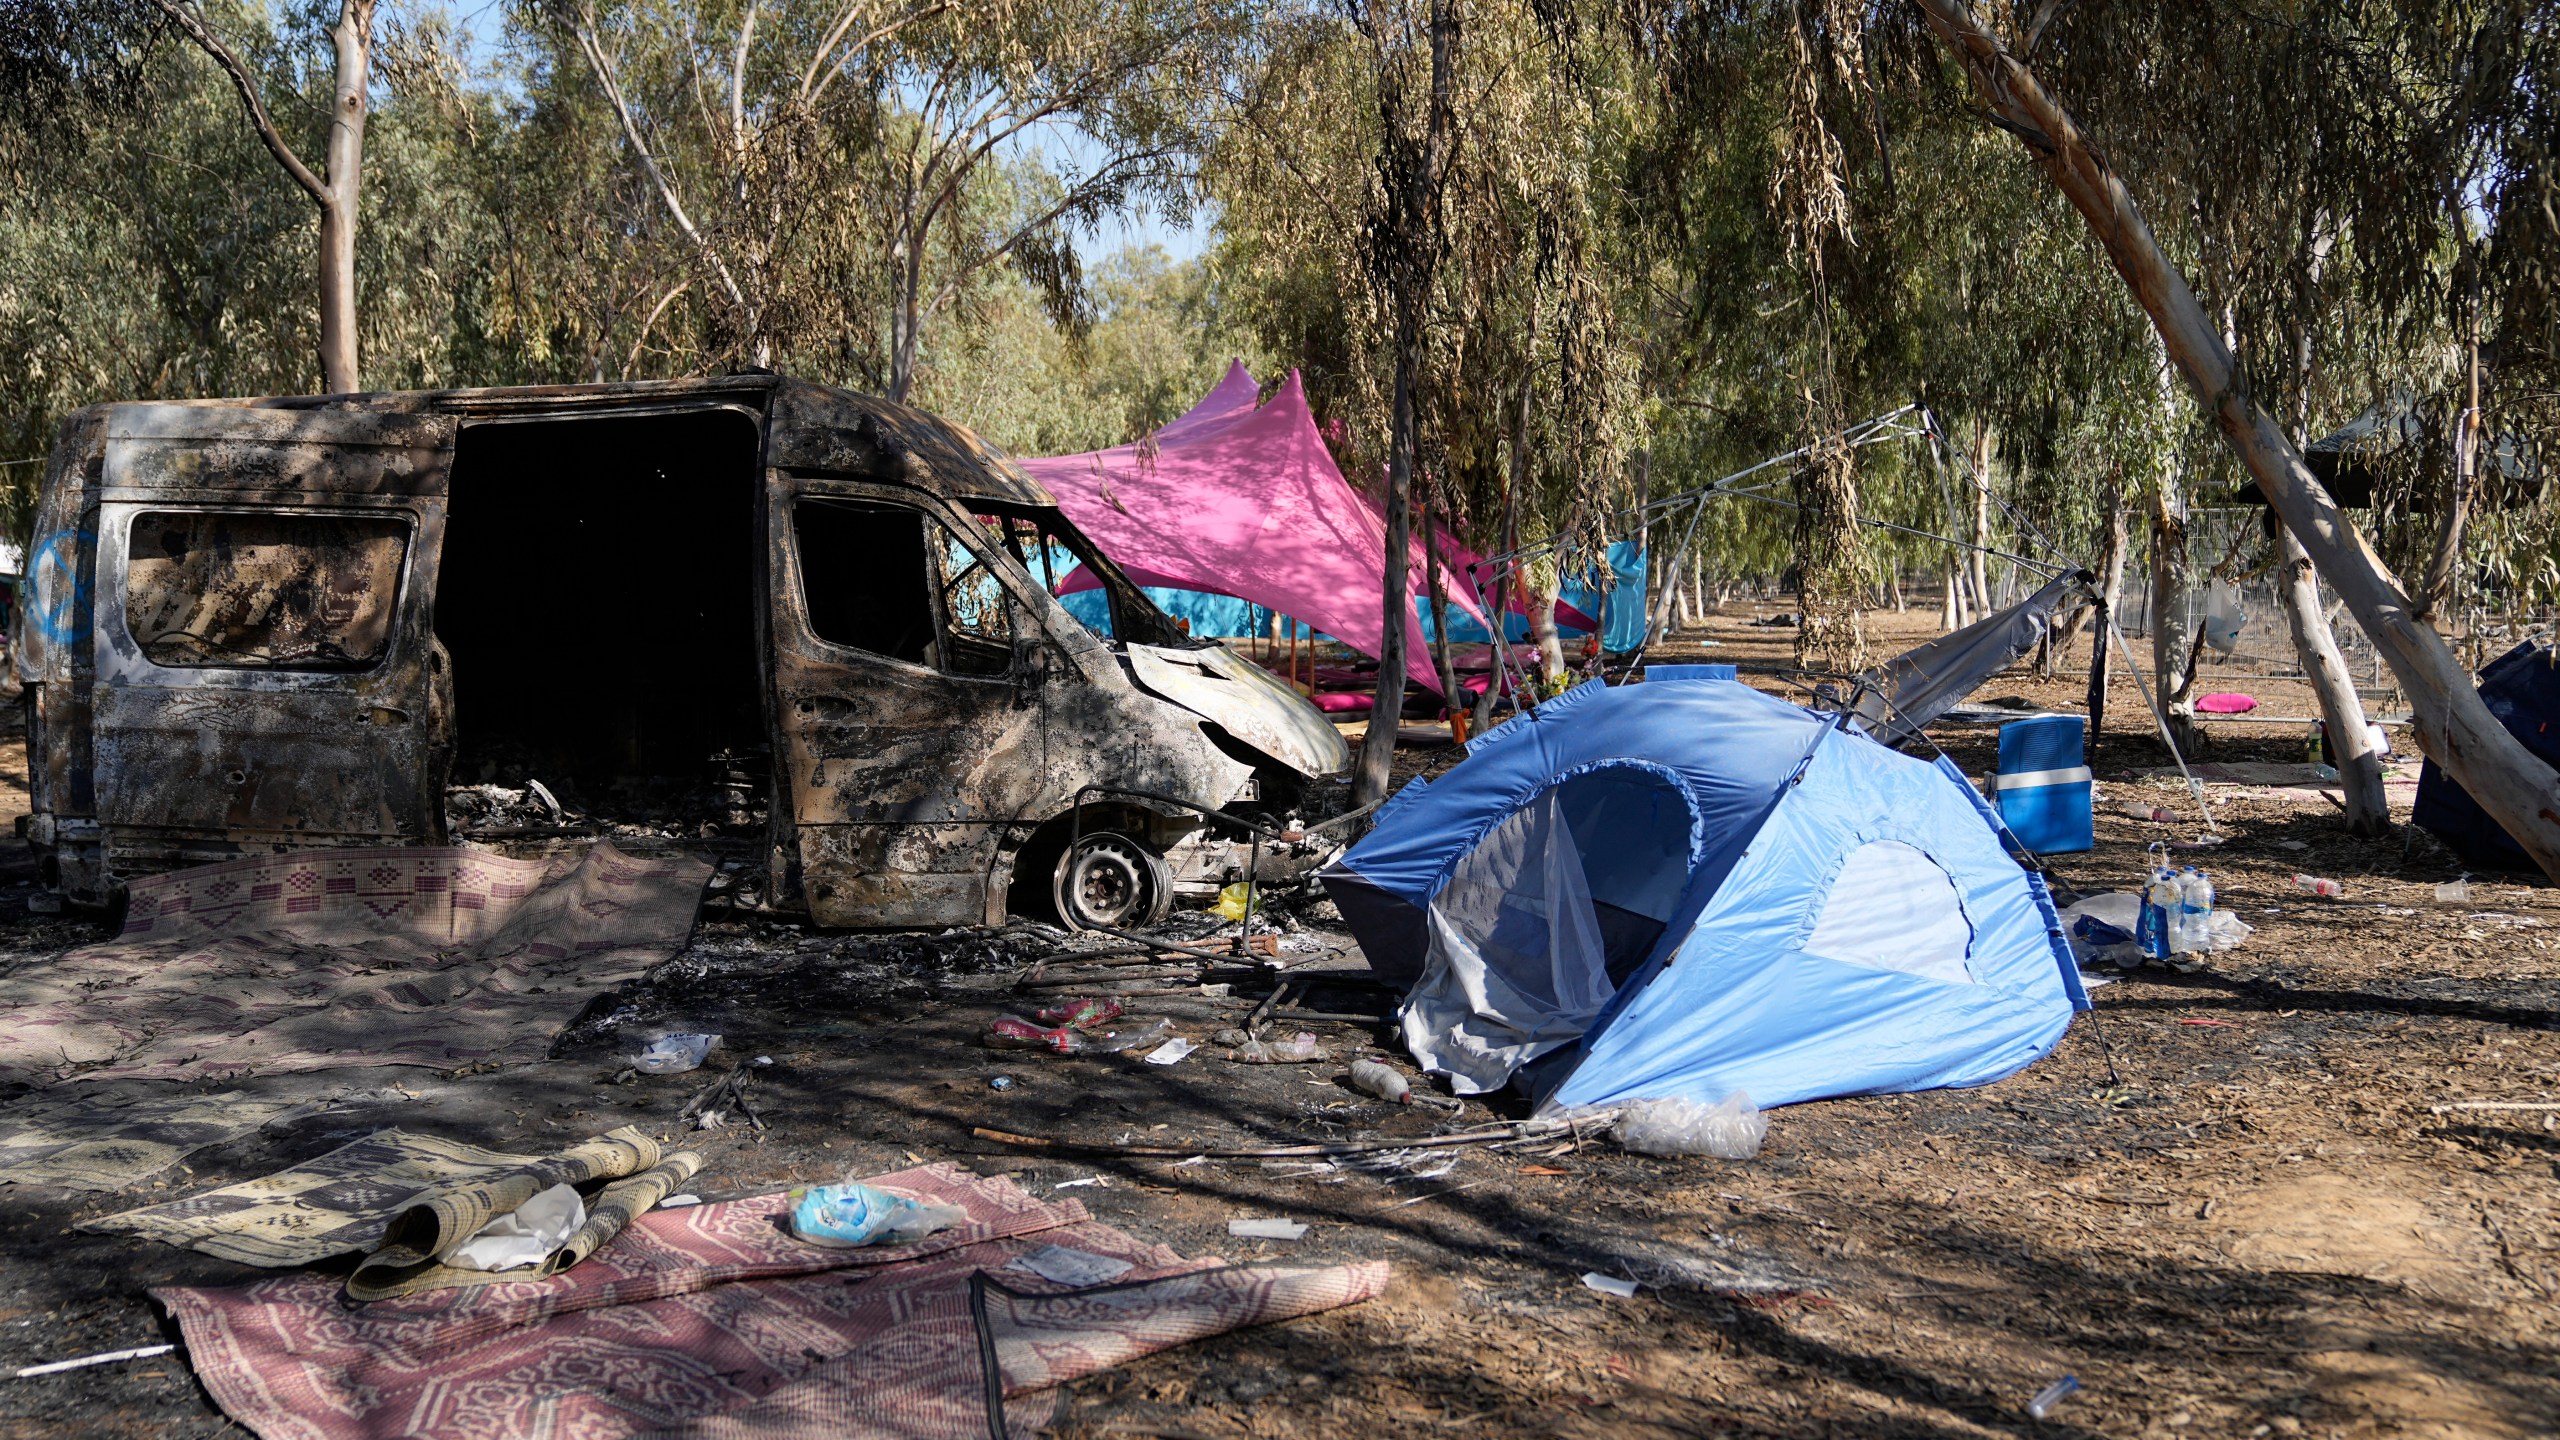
444;0;1210;264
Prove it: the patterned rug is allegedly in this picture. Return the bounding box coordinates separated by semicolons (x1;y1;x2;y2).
84;1126;685;1282
158;1163;1391;1440
0;842;708;1085
0;1087;322;1191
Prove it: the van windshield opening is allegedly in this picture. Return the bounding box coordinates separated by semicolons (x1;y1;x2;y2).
974;504;1190;648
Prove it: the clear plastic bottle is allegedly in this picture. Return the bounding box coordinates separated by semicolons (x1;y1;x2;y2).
2174;867;2214;953
2136;862;2180;960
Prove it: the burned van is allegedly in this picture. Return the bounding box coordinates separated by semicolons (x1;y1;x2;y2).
14;375;1348;928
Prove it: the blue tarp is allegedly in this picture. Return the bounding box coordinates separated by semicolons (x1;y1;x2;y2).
1058;585;1277;639
1320;678;2083;1110
1559;542;1648;652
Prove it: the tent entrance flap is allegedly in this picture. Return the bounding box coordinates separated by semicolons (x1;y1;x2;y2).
1400;764;1699;1096
1402;788;1616;1096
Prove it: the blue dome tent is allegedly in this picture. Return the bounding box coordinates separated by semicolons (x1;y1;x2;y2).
1320;678;2087;1110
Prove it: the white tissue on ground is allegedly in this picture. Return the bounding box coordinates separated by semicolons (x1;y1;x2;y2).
444;1182;586;1271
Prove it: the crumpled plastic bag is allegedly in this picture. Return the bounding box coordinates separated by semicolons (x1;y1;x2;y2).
634;1033;718;1074
1613;1093;1766;1159
789;1182;969;1248
444;1182;586;1272
1231;1032;1327;1064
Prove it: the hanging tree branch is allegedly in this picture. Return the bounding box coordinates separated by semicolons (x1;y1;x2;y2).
1910;0;2560;881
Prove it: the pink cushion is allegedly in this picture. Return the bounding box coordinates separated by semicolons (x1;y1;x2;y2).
1312;692;1375;714
2196;693;2257;714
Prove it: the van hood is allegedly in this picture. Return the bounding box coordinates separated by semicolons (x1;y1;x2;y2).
1125;644;1350;780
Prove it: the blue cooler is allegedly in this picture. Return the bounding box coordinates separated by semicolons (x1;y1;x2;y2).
1993;715;2093;853
1648;663;1738;682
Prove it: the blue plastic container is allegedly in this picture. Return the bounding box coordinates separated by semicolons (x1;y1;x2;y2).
1993;715;2093;854
1648;663;1739;682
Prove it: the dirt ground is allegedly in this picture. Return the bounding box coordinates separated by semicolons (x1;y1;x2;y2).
1;603;2555;1440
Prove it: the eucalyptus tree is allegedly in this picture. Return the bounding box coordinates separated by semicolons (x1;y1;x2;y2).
535;0;1240;399
1912;0;2560;877
147;0;385;393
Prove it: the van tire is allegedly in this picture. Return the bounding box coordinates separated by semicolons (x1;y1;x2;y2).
1052;832;1171;932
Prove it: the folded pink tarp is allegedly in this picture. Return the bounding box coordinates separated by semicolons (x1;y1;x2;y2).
1027;362;1490;695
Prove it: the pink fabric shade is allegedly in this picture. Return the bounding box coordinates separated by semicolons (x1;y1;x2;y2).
1025;362;1490;695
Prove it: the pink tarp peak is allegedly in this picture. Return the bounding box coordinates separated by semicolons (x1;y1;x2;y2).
1024;361;1488;695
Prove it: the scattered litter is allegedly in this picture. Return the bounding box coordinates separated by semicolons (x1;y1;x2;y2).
1051;1176;1107;1190
985;1015;1173;1055
1581;1273;1640;1297
658;1194;702;1209
1232;1031;1328;1064
1228;1217;1308;1240
2435;877;2473;904
989;1075;1017;1091
1215;882;1255;921
2277;839;2308;851
1032;997;1124;1029
2177;1018;2241;1028
1144;1037;1198;1066
446;1183;587;1272
634;1033;719;1075
789;1182;968;1248
752;1055;773;1067
2428;1100;2560;1114
1613;1094;1766;1159
13;1343;179;1379
1348;1059;1413;1104
2293;874;2345;898
1008;1244;1135;1286
2195;693;2256;714
2027;1375;2081;1418
1210;1028;1251;1047
1518;1165;1570;1176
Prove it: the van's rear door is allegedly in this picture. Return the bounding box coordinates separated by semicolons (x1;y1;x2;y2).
90;404;453;862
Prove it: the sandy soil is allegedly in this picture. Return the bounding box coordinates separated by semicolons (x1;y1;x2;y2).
0;604;2554;1440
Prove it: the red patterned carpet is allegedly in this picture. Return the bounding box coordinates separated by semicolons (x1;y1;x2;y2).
157;1162;1390;1439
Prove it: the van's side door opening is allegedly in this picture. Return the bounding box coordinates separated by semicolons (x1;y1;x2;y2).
436;408;767;839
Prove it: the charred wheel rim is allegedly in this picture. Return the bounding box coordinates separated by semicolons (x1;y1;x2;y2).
1053;832;1169;931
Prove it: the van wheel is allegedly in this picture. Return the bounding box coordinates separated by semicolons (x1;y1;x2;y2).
1052;832;1170;932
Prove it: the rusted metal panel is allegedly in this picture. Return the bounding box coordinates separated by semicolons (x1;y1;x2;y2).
103;404;455;499
85;407;454;860
765;383;1052;508
769;474;1255;929
1125;644;1350;778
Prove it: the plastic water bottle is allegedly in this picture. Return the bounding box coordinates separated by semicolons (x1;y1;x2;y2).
2136;864;2179;960
2173;867;2214;953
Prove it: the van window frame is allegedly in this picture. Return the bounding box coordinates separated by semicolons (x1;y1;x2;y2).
94;500;428;690
779;479;1036;686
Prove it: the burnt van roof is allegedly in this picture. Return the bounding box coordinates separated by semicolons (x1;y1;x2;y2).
87;373;1055;509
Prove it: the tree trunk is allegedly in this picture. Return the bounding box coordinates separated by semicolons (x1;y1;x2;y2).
1421;489;1465;724
315;1;373;394
1529;589;1565;688
2277;238;2388;834
1915;0;2560;881
1471;424;1526;733
1968;425;1993;616
1356;368;1420;805
2084;485;2127;737
2418;324;2482;629
2279;525;2387;834
1353;0;1456;807
2149;474;2199;752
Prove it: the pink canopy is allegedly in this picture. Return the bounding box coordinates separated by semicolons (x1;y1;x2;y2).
1024;361;1490;695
